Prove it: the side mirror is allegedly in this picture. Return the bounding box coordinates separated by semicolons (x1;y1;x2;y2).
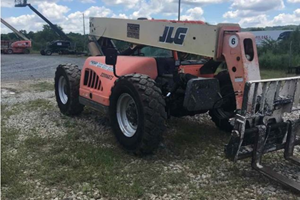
105;48;118;66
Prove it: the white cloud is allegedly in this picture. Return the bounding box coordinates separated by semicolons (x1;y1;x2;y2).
83;6;112;17
101;0;139;9
223;10;253;18
112;13;129;19
1;3;116;34
131;0;178;19
181;7;204;20
62;6;112;33
287;0;300;2
231;0;284;11
1;14;44;34
238;14;269;27
271;8;300;25
236;9;300;27
223;0;285;20
37;2;70;22
181;0;229;5
79;0;96;3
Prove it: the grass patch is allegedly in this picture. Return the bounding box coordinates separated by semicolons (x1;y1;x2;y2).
1;104;20;121
260;69;289;79
1;127;28;199
24;99;54;110
30;81;53;92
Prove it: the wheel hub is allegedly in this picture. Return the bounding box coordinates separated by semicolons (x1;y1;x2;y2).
58;76;68;104
125;102;138;126
116;93;138;137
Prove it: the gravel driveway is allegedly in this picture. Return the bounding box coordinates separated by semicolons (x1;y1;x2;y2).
1;54;86;81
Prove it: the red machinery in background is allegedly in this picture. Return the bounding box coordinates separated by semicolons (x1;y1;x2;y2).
1;18;31;54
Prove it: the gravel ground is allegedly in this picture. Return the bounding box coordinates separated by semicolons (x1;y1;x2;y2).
1;79;300;199
1;54;85;81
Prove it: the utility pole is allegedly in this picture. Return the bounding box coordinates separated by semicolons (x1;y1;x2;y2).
83;13;85;36
83;13;86;52
178;0;181;21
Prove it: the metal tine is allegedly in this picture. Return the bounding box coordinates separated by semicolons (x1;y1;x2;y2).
265;81;278;114
288;79;297;98
293;79;300;109
275;80;282;100
281;80;292;99
251;83;259;115
259;82;269;115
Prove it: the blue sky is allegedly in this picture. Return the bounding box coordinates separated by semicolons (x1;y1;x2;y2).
1;0;300;34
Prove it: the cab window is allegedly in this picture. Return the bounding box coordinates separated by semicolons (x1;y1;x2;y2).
140;46;172;58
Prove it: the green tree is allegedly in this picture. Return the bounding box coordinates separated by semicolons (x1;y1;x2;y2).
258;26;300;69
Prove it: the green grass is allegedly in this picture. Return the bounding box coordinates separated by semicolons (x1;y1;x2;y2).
1;81;299;199
30;81;54;92
260;69;289;79
1;103;232;199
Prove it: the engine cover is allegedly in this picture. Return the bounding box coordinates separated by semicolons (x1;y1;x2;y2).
183;78;220;111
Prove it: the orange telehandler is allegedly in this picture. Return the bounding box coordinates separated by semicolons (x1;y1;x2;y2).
54;18;300;192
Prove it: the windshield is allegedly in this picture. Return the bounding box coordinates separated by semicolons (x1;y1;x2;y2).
178;52;209;65
140;46;172;57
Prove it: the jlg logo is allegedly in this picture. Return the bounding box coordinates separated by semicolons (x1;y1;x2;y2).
159;27;188;45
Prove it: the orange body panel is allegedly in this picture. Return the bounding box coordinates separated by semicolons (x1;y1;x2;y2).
80;56;158;106
11;40;32;48
222;32;261;109
80;54;215;107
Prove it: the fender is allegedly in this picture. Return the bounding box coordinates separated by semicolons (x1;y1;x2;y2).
79;56;158;106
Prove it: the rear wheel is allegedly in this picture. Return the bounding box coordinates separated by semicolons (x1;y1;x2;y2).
54;64;84;115
209;71;236;132
7;49;13;54
109;74;167;154
46;50;52;56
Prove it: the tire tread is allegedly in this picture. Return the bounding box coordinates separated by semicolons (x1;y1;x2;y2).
110;74;167;154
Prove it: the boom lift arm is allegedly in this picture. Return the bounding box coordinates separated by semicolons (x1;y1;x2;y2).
1;18;30;41
15;0;70;41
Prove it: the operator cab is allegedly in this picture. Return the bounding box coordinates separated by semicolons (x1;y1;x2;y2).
115;41;210;76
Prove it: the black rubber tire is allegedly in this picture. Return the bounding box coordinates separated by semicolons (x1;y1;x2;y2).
109;74;167;154
40;50;45;55
209;71;236;132
54;64;84;116
46;50;52;56
7;49;13;54
23;49;30;54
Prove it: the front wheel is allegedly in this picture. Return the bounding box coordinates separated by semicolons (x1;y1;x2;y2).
54;64;84;115
46;50;52;56
7;49;13;54
109;74;167;154
209;71;236;132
